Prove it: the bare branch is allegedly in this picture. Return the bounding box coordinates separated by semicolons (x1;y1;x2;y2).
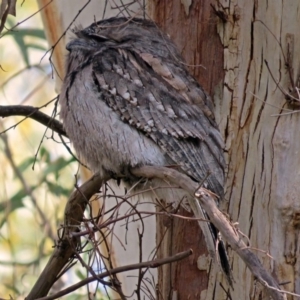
131;166;287;300
0;105;66;137
37;249;192;300
26;173;109;300
25;164;288;300
4;99;281;298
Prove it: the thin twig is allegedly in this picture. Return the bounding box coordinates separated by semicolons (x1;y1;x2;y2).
36;249;192;300
131;166;287;300
26;173;109;300
0;126;55;240
0;104;66;137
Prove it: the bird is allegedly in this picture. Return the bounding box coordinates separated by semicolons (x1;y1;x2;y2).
59;17;232;285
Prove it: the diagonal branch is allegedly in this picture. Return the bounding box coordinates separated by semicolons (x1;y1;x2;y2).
131;166;287;300
5;106;286;299
0;105;67;137
36;249;193;300
26;173;109;300
25;169;192;300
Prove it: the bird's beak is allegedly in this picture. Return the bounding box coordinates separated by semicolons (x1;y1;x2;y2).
66;38;96;51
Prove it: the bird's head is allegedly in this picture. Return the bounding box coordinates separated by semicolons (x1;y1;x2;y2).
66;17;180;60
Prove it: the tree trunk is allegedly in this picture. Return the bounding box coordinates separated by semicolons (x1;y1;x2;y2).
151;0;300;299
149;1;227;298
38;0;300;298
149;1;228;299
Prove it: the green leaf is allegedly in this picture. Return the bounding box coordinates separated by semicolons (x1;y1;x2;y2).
0;189;27;228
13;33;30;66
0;189;25;211
45;180;71;197
75;269;86;280
43;157;75;178
39;147;50;163
17;157;36;173
3;283;20;294
25;43;47;52
5;28;46;39
4;24;47;66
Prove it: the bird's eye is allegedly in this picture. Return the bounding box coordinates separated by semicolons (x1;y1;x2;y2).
88;33;108;42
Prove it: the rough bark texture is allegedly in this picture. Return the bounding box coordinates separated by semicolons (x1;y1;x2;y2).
38;1;150;299
156;205;211;299
149;0;224;94
149;1;227;298
39;0;300;298
151;0;300;299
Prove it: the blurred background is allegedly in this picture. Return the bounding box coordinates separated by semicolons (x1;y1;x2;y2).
0;2;94;299
0;1;147;299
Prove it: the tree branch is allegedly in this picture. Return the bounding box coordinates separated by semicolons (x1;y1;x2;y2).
26;173;109;300
131;166;287;300
0;105;67;137
9;106;284;299
26;170;192;300
36;250;192;300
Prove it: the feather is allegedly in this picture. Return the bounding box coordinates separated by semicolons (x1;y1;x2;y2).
59;17;231;285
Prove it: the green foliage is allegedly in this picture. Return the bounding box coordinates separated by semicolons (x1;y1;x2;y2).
0;3;108;299
4;18;47;66
0;146;75;229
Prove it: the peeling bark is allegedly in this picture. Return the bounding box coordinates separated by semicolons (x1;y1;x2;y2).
38;0;300;298
151;0;300;299
149;0;227;298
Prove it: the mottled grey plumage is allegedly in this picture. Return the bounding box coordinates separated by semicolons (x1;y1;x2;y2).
60;17;230;283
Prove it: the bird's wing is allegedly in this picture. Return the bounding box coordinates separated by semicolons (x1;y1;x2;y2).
91;46;225;197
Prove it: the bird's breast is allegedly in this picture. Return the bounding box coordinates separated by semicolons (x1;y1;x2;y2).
60;64;167;177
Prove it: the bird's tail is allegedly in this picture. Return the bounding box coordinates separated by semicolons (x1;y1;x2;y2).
188;196;233;286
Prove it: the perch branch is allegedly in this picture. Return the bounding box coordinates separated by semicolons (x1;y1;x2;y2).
4;107;286;299
0;105;67;137
36;249;192;300
131;166;287;300
26;173;108;300
26;170;193;299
